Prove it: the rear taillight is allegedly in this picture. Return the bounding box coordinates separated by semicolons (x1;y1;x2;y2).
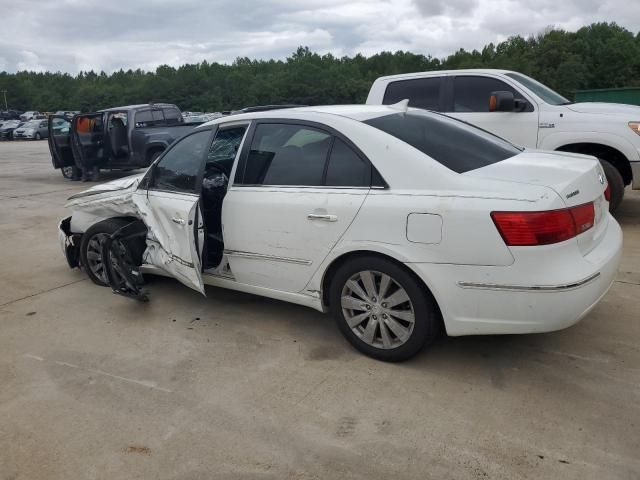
491;202;595;246
604;183;611;202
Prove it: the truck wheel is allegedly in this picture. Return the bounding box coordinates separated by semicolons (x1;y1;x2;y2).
61;166;82;180
599;159;624;213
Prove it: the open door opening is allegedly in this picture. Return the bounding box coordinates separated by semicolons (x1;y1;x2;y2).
201;125;248;272
71;113;106;172
105;111;130;165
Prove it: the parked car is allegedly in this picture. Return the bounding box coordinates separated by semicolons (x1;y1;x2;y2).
48;103;197;180
0;120;24;140
13;119;49;140
58;104;622;361
0;110;22;120
19;111;41;121
366;69;640;212
54;110;80;118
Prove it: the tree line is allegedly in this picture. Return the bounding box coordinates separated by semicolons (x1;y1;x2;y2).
1;22;639;113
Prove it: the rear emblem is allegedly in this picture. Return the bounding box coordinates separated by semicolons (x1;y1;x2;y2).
566;190;579;199
598;173;605;185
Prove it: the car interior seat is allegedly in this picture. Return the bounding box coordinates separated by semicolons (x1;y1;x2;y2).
110;118;129;158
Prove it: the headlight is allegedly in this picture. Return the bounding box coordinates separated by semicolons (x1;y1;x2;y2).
629;122;640;135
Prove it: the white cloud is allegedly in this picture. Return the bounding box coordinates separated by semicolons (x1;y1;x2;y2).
0;0;637;73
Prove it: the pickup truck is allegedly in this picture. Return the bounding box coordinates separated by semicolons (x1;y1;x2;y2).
48;103;196;180
366;69;640;211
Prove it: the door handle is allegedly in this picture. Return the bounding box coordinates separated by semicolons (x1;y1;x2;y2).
307;213;338;222
171;217;185;225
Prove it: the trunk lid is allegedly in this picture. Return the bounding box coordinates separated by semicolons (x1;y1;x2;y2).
466;151;609;255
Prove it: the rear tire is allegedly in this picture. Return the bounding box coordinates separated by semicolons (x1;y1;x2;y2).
80;218;141;286
599;159;624;213
329;255;440;362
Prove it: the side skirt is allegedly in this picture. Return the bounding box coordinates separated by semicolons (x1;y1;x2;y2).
138;264;325;312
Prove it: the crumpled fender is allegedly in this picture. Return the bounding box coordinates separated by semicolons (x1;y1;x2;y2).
102;220;149;302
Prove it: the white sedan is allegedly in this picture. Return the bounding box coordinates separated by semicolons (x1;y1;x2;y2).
58;104;622;361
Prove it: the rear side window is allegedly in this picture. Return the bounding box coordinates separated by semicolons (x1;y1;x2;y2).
364;111;521;173
163;108;183;125
135;109;165;127
451;76;532;112
134;110;152;127
151;109;164;124
242;124;332;186
325;138;370;187
383;77;441;111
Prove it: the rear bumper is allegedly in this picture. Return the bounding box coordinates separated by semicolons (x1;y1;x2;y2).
407;215;623;336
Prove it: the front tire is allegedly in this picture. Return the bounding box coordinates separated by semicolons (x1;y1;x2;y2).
329;256;440;362
599;159;624;213
80;218;140;286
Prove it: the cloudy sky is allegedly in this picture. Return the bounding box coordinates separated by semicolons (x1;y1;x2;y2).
1;0;638;73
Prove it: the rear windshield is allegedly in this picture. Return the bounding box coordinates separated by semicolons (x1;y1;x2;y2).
364;110;521;173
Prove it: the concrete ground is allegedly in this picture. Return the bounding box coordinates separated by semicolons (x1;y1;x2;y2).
0;140;638;480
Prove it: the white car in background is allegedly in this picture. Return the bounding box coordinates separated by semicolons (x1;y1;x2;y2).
367;69;640;212
19;111;41;121
58;104;622;361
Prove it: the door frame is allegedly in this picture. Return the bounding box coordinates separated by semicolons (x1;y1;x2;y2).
70;112;106;169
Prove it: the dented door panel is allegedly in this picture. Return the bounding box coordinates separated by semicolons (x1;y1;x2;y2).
132;190;205;294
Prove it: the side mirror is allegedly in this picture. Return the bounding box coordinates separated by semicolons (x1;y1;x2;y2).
489;91;515;112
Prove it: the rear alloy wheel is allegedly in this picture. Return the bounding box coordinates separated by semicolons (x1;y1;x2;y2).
330;256;440;361
599;159;624;213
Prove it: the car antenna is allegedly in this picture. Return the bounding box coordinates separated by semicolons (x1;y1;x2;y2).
389;99;409;112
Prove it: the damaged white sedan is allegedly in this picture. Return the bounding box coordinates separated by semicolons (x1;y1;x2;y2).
59;104;622;361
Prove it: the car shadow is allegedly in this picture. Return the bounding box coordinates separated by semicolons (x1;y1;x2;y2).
142;274;590;378
613;187;639;226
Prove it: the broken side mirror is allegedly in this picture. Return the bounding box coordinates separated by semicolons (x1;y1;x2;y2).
489;91;515;112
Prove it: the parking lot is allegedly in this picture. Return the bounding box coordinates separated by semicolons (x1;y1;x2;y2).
0;140;638;479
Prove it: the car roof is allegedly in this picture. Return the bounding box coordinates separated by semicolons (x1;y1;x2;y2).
373;68;517;82
99;103;177;112
201;104;404;127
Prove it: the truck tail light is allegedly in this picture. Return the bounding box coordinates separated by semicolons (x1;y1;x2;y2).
491;202;595;246
604;184;611;202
